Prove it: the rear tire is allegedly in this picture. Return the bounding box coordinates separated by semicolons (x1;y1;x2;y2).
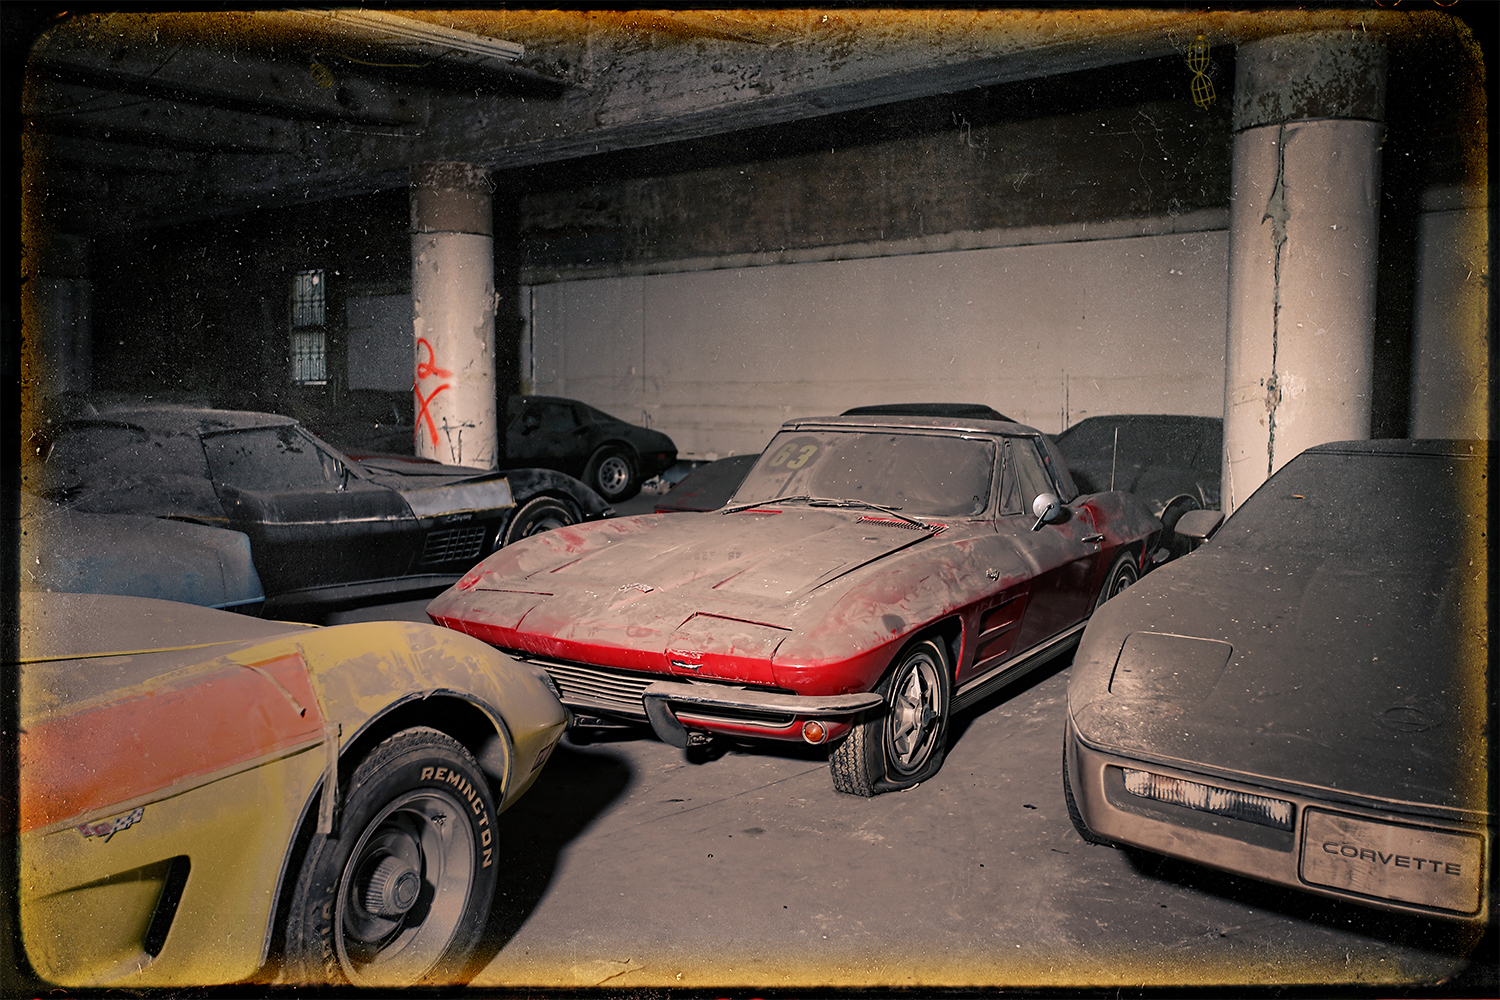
501;495;579;547
585;446;638;502
283;728;497;987
1094;549;1139;610
830;637;951;796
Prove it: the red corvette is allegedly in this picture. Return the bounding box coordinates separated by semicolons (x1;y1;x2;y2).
429;413;1161;795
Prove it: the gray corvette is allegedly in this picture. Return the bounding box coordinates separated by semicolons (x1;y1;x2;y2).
36;405;612;609
1065;439;1490;923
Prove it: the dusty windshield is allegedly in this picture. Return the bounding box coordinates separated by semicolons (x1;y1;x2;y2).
731;430;994;517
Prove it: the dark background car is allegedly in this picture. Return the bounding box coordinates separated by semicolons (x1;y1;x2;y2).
1065;438;1490;924
505;395;677;503
1052;414;1222;554
842;402;1013;421
36;405;611;610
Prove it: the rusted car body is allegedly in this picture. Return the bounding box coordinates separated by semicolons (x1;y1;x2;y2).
17;593;570;988
430;413;1161;795
1066;439;1490;923
35;405;611;608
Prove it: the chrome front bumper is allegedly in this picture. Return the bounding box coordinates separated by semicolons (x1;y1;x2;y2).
642;681;884;748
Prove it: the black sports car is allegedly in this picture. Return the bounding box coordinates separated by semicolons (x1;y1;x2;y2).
842;402;1013;421
36;405;611;609
1065;439;1490;923
505;395;677;503
1052;414;1221;555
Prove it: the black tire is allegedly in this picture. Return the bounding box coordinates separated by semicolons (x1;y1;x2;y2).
830;637;951;797
585;446;638;503
284;728;498;987
1062;730;1115;847
501;495;579;547
1094;549;1139;610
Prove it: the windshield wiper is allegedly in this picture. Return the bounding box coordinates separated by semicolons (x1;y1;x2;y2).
805;498;937;531
720;494;813;514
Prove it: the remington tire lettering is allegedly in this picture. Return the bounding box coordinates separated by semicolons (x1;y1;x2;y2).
283;727;499;986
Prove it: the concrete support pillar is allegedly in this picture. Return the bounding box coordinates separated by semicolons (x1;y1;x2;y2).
410;161;498;469
1222;32;1386;512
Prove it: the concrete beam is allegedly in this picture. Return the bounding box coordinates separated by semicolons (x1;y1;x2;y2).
27;14;429;127
26;8;1435;233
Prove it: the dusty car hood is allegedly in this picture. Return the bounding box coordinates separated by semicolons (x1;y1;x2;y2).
1069;543;1488;818
440;507;943;644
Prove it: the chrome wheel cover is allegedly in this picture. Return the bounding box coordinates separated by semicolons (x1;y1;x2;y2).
334;788;475;986
596;454;632;496
886;651;944;775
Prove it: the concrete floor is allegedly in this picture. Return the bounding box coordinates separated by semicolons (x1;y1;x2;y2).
316;591;1493;992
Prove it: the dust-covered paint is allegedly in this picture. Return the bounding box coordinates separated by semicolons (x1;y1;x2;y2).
17;595;569;988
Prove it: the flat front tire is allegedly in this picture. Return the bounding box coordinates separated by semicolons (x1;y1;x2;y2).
284;728;498;987
830;637;951;797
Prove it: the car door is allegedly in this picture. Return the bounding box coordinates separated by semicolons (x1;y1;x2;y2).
998;435;1104;653
202;425;421;598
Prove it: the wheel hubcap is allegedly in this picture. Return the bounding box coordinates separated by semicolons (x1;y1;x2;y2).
597;455;630;495
335;789;474;986
887;652;943;774
361;856;422;917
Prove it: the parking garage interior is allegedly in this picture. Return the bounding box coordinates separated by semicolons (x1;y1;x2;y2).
6;6;1495;993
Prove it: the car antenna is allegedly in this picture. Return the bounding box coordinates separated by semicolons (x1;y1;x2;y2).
1111;426;1118;492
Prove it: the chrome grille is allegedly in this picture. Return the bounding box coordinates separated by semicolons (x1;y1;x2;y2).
420;525;487;566
533;660;654;718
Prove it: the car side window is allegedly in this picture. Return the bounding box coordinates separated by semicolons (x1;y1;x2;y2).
1004;437;1056;514
204;426;343;491
1038;434;1079;502
533;401;579;434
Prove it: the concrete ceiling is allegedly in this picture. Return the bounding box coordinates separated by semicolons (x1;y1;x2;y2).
18;8;1431;236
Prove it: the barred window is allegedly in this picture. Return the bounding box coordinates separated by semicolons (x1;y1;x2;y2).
292;269;325;328
291;269;327;385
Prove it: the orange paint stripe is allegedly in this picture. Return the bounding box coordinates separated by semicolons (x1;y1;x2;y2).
19;653;326;833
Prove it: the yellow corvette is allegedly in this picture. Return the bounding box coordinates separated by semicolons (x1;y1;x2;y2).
16;592;570;988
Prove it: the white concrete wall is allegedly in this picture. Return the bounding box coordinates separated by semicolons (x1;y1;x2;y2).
526;223;1232;459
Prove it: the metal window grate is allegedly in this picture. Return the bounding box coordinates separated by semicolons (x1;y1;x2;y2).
292;269;326;328
420;525;487;566
291;329;327;384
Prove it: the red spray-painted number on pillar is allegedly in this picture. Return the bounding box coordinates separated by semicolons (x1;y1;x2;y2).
414;337;453;448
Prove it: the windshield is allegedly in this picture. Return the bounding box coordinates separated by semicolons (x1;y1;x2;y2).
1213;449;1481;567
204;426;344;491
731;429;994;517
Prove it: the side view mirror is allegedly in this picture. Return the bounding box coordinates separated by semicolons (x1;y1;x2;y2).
1031;492;1063;531
1174;508;1224;542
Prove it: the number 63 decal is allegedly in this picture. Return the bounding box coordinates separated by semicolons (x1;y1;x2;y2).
767;439;819;470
